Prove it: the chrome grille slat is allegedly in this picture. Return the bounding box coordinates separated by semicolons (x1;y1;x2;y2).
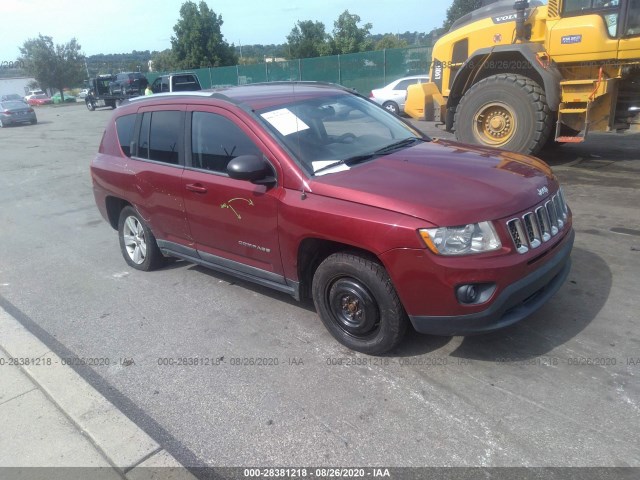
546;200;559;236
507;219;529;254
507;192;569;254
553;195;564;229
523;213;541;248
535;206;552;242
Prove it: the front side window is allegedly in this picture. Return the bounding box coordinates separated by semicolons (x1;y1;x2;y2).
191;112;261;173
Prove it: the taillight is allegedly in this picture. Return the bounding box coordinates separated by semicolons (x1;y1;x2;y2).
28;108;34;112
369;92;374;98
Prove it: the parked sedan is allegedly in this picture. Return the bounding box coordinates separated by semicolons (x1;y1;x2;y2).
51;92;77;104
27;95;52;106
1;94;26;102
369;75;430;115
0;101;37;127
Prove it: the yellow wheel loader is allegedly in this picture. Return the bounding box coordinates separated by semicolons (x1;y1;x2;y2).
405;0;640;154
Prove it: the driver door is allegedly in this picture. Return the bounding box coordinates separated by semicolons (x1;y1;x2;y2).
181;107;286;283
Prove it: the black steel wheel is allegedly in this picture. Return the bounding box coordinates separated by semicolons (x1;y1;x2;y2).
312;252;407;355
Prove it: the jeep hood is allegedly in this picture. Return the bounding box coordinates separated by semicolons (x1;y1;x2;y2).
309;139;558;226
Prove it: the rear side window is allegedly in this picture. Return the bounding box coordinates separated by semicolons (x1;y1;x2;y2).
173;75;201;91
115;114;136;157
136;111;182;164
191;112;261;173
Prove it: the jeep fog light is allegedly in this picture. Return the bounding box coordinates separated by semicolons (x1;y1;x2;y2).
456;283;496;305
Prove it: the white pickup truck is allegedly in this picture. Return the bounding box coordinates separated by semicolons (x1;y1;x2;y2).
150;73;202;93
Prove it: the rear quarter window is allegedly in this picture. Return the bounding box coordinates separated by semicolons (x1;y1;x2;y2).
115;114;136;157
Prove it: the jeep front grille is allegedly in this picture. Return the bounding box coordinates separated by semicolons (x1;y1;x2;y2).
507;189;568;254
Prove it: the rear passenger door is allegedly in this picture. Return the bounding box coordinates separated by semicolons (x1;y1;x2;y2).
181;106;286;282
128;106;193;247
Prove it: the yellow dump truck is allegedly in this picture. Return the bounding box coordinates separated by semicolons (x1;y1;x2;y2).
405;0;640;154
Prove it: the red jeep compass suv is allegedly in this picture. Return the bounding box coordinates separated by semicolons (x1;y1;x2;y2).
91;83;573;354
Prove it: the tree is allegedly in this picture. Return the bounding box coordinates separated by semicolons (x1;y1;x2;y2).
330;10;373;54
20;35;85;101
374;34;409;50
286;20;330;59
171;1;237;69
150;49;178;72
442;0;483;31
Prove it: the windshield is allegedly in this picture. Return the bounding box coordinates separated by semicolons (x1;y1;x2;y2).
257;93;426;176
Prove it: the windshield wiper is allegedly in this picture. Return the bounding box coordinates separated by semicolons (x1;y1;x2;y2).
313;137;424;175
313;159;348;175
372;137;425;155
341;137;425;166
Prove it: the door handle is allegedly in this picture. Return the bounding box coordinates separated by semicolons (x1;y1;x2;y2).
185;183;208;193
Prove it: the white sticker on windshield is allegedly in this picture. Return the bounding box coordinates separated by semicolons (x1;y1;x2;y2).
261;108;309;136
312;161;351;176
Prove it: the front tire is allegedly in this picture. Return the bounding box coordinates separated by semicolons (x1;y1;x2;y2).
454;73;552;155
86;100;95;111
118;206;165;271
312;252;407;355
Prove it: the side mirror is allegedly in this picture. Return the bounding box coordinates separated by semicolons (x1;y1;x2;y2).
227;155;276;185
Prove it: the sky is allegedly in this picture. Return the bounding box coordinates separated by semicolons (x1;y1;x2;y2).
1;0;449;60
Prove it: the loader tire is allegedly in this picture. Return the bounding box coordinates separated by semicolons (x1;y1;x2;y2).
454;73;553;155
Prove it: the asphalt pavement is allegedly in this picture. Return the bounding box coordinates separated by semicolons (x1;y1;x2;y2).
0;304;196;479
0;103;639;477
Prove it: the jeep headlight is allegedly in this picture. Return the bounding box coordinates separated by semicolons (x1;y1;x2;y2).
419;222;501;256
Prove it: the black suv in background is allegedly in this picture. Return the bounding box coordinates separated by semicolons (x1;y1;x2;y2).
109;72;148;95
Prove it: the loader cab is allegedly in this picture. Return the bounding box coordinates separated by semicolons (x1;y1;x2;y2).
547;0;640;62
557;0;640;36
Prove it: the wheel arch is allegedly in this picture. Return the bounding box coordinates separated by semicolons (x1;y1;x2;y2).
446;44;562;130
296;238;382;300
105;196;131;230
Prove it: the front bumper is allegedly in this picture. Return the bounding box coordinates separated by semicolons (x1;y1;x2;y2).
409;229;574;336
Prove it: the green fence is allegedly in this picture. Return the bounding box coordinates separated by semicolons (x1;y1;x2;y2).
147;45;432;95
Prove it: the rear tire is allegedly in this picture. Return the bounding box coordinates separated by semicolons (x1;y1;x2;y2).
454;73;552;155
312;252;407;355
117;206;165;271
382;101;400;115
